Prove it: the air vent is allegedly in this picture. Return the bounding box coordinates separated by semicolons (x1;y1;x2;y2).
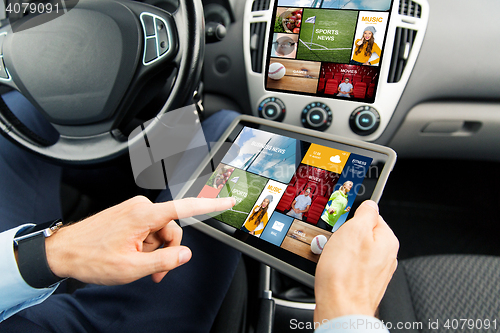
252;0;271;11
399;0;421;18
387;27;417;83
250;22;267;73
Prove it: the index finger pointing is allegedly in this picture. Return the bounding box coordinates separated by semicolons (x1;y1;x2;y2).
154;197;236;225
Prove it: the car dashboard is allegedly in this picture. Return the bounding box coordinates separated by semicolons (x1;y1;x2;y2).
202;0;500;162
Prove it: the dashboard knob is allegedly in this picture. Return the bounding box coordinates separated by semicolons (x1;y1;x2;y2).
349;106;380;136
258;97;286;122
301;102;332;131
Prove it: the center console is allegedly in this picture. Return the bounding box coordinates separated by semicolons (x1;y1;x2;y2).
242;0;429;322
244;0;429;141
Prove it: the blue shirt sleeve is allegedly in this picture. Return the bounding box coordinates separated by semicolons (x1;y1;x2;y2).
0;225;59;322
315;315;390;333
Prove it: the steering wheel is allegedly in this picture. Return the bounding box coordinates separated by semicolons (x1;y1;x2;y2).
0;0;204;165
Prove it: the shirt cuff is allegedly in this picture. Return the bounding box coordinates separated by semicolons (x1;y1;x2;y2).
315;315;389;333
0;224;59;322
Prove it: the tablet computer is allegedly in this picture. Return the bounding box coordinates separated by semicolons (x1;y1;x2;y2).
176;115;396;288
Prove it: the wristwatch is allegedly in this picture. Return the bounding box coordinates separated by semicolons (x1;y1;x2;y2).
14;219;66;289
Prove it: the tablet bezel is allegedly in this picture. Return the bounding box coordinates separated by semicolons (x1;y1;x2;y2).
175;116;396;288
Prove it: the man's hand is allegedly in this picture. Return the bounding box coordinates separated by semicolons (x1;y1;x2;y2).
45;196;235;285
314;200;399;323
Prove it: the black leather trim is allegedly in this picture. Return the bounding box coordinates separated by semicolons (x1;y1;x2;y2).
379;263;420;333
163;0;204;111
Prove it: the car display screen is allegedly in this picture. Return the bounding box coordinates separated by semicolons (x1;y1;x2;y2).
197;125;375;264
265;0;394;103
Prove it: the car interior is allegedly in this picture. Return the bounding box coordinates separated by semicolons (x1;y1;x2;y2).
1;0;499;332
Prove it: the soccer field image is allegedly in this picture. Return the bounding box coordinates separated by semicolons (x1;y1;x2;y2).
209;169;268;229
296;9;358;63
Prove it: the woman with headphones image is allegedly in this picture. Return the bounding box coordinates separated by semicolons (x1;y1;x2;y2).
350;26;381;66
241;195;273;236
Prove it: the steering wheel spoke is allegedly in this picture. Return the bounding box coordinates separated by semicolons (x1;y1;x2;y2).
0;32;18;90
138;12;177;67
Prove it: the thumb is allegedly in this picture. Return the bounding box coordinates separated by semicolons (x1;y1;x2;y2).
351;200;380;229
134;246;192;278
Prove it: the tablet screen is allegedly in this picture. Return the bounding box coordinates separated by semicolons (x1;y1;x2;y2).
195;123;385;270
265;0;394;103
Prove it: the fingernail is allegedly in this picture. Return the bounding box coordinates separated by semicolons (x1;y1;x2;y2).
226;197;236;205
364;200;379;213
178;248;191;265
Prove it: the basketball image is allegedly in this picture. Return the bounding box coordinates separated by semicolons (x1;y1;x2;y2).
268;62;286;80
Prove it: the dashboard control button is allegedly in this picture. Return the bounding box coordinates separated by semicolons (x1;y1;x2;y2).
307;108;326;126
264;104;279;118
142;15;155;36
206;22;227;43
258;97;286;122
215;56;231;74
349;106;380;136
301;102;332;131
144;38;158;63
140;13;173;65
156;19;169;55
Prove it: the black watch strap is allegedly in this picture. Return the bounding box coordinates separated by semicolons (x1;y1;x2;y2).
17;232;63;289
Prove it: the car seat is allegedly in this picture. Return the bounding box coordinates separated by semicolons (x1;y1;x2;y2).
305;196;328;225
324;79;339;95
276;178;307;212
362;75;373;84
367;83;376;98
318;77;325;92
379;255;500;333
353;82;367;99
352;74;363;85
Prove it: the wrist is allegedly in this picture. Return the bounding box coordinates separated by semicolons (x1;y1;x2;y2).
314;301;374;323
45;226;72;279
14;220;67;288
